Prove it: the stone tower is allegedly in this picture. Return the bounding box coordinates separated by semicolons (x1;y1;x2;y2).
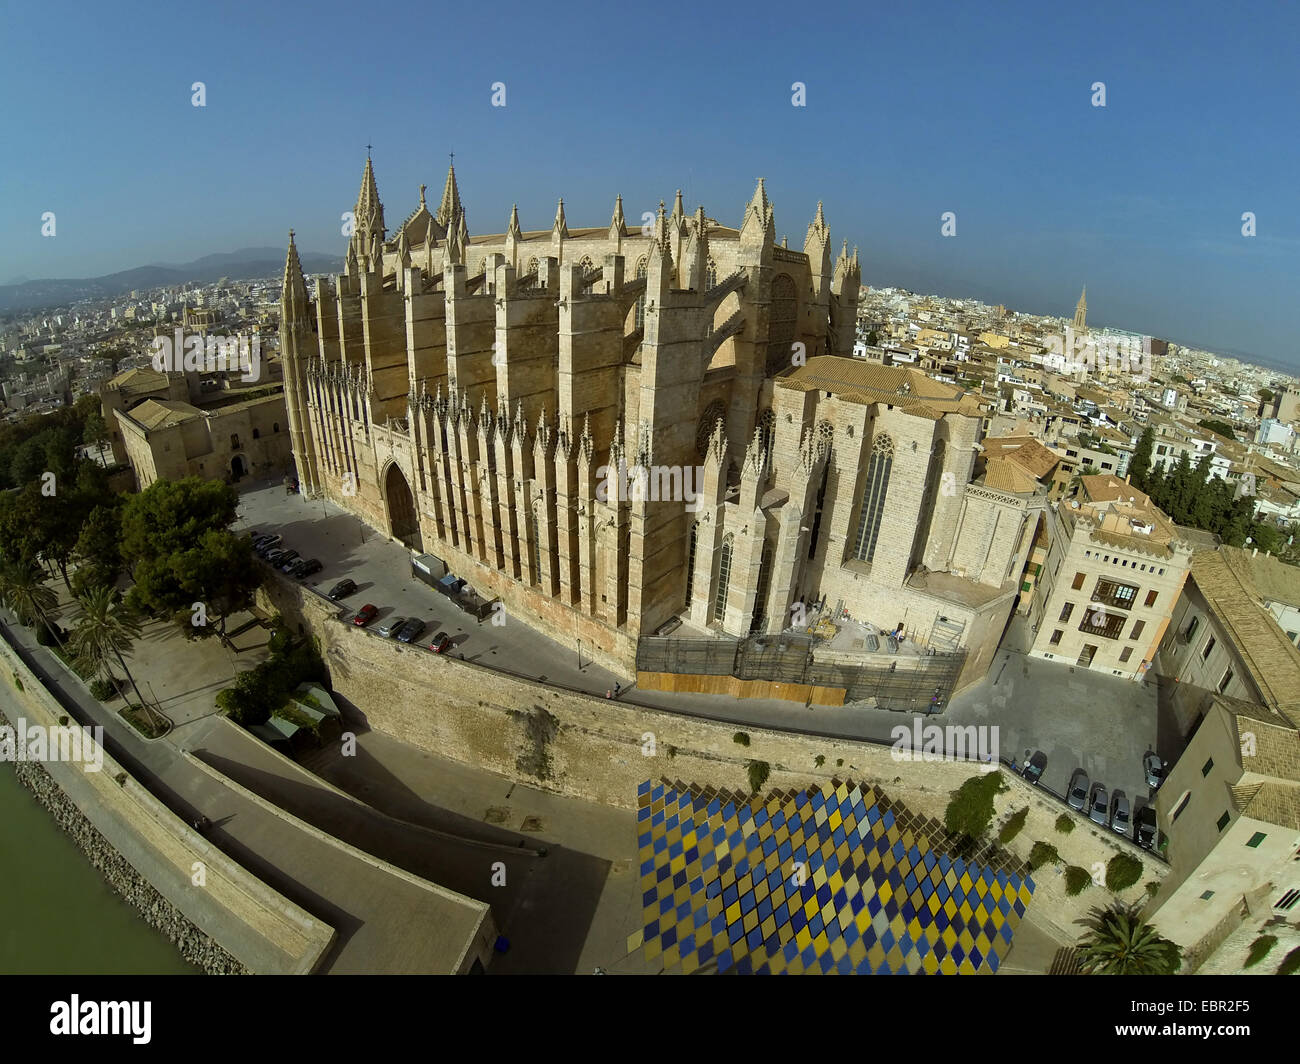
279;230;320;494
1073;286;1087;331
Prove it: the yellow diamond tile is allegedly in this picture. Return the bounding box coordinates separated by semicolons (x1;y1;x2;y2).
829;936;849;961
959;870;973;893
939;954;958;975
879;881;893;904
644;936;662;962
662;943;681;969
921;951;940;975
848;938;868;966
725;901;741;925
959;899;974;924
795;926;813;951
942;925;958;949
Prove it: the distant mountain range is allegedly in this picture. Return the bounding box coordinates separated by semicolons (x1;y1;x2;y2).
0;248;343;315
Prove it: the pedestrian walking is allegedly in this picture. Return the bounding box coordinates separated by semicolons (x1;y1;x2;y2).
614;682;621;696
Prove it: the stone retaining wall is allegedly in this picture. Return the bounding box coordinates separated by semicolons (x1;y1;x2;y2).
0;629;335;975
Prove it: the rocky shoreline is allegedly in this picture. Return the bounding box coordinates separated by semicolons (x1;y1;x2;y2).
0;709;249;975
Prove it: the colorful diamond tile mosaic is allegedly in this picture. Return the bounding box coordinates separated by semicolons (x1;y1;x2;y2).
627;779;1034;974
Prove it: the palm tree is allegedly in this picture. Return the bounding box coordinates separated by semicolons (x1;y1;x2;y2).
1076;902;1182;975
68;585;167;734
0;558;59;629
1068;463;1101;495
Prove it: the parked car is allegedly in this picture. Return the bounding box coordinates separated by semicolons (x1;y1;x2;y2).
265;547;291;564
1143;752;1165;791
1089;783;1109;826
352;604;379;627
1135;806;1158;849
1067;769;1090;811
255;535;282;555
294;558;323;578
395;618;426;644
328;578;357;600
1110;791;1131;835
374;616;406;639
253;533;279;549
428;633;452;654
277;550;301;572
1022;751;1048;785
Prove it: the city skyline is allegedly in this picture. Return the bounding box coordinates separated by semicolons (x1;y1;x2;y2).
3;1;1299;368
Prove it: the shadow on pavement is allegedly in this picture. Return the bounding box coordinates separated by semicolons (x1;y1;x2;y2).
195;746;608;974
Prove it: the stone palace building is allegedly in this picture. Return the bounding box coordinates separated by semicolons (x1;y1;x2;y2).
279;158;1042;678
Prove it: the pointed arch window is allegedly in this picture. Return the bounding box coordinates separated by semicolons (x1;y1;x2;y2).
751;541;774;633
712;535;733;624
706;259;718;289
852;434;894;563
578;256;595;294
635;257;648;331
685;521;699;609
757;409;775;469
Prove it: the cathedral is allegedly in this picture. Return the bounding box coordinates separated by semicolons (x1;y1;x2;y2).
279;158;1043;682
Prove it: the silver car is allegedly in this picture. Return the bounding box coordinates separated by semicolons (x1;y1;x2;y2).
1110;791;1131;835
1067;769;1090;811
374;615;406;639
1143;752;1165;790
1089;783;1109;826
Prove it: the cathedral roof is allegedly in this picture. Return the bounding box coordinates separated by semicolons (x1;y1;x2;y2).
779;357;968;419
124;398;204;430
107;366;169;394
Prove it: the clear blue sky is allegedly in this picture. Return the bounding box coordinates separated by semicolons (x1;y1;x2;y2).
3;0;1298;367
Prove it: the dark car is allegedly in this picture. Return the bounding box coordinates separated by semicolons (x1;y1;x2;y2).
277;550;301;572
352;604;379;627
255;535;282;556
328;579;357;600
1022;751;1048;785
395;618;426;644
1067;769;1090;811
428;633;452;654
294;558;323;578
1135;806;1158;849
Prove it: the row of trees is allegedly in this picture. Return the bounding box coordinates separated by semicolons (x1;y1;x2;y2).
1125;427;1293;552
0;399;264;728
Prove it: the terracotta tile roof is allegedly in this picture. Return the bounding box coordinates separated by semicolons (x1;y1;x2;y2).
982;434;1060;479
981;456;1042;494
1191;549;1300;715
107;366;169;394
125;398;203;430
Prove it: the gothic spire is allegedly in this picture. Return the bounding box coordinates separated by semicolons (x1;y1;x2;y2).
507;203;522;240
282;230;308;317
436;160;462;229
553;198;569;239
670;189;685;230
610;194;626;236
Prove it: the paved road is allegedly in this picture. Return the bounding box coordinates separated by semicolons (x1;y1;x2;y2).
0;608;603;972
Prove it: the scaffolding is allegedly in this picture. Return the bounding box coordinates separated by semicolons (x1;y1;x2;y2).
636;634;966;711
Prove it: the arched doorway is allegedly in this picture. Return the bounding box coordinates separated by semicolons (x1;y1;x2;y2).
230;455;246;481
384;463;422;550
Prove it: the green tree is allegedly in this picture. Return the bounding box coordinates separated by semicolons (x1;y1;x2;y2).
120;478;255;634
67;585;164;732
1076;902;1182;975
1197;419;1236;441
943;772;1007;841
71;503;124;595
1127;427;1154;490
0;558;58;628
